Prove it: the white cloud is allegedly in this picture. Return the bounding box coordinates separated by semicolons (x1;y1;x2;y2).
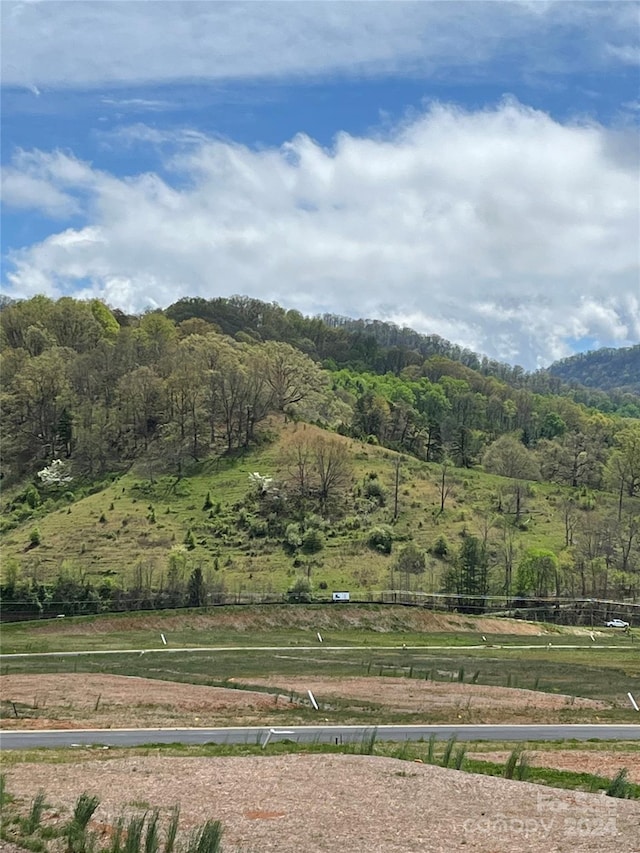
1;1;637;89
1;172;79;217
3;101;639;368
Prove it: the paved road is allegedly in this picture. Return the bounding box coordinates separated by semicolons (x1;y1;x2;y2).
2;724;639;750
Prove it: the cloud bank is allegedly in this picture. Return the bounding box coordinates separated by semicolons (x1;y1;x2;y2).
2;1;637;89
3;101;638;368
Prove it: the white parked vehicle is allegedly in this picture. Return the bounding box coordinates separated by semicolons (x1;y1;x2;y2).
606;619;630;628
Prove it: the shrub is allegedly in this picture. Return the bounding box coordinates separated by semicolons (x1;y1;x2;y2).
363;479;386;506
287;577;313;603
29;527;41;547
301;528;324;554
367;526;393;554
607;768;633;799
25;485;41;509
284;523;302;552
431;535;449;558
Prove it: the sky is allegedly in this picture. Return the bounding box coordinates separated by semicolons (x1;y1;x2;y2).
1;1;639;369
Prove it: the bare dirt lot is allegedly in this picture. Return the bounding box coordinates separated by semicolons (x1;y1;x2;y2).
0;674;298;729
0;672;609;730
241;674;609;717
4;754;639;853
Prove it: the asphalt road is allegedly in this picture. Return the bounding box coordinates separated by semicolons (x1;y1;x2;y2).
2;724;639;750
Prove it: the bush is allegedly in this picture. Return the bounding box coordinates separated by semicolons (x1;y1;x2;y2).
607;768;633;799
431;535;449;558
363;479;386;506
287;577;313;603
29;527;41;547
284;523;302;552
367;526;393;554
301;528;324;554
24;485;41;509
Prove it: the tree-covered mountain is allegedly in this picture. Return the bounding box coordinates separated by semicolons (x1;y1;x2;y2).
1;294;639;487
1;295;638;617
548;345;640;396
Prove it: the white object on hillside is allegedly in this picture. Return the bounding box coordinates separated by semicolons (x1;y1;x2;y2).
308;689;319;710
317;632;323;643
248;472;275;494
628;693;639;712
37;459;73;485
160;633;167;645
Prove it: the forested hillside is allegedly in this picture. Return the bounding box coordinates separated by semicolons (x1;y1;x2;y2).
548;345;640;396
1;295;638;617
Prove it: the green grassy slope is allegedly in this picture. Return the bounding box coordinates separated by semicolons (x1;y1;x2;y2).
0;422;623;597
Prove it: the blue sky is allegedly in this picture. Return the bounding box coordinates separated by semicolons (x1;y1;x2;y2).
1;1;639;368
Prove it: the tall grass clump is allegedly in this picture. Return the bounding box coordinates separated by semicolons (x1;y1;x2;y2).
441;736;457;768
185;820;223;853
504;748;522;780
25;791;47;834
426;734;436;765
0;773;9;810
144;810;160;853
453;745;467;771
358;728;378;755
163;806;180;853
123;814;146;853
66;792;100;853
108;817;125;853
607;769;633;799
515;752;531;781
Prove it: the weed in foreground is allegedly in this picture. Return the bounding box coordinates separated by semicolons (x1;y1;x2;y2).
453;745;467;771
426;734;436;764
25;791;47;835
358;728;378;755
440;736;457;769
606;768;633;799
163;806;180;853
185;820;223;853
144;810;160;853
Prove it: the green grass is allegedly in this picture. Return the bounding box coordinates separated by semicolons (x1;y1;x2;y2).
2;424;629;604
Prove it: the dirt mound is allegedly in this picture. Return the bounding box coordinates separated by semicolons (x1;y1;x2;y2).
29;605;546;637
5;754;638;852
